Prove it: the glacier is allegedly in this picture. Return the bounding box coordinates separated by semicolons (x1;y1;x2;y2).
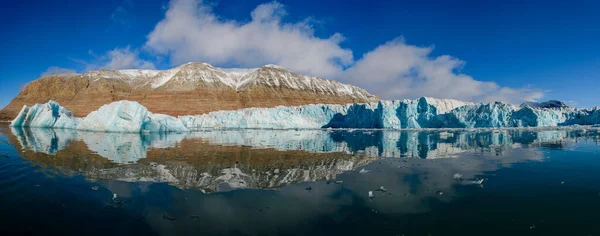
12;100;189;133
10;97;600;132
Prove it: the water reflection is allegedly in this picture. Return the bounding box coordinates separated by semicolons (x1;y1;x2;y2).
5;126;600;194
3;125;600;234
11;127;598;161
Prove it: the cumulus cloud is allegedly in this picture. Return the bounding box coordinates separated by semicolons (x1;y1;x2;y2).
59;47;155;76
41;66;77;77
146;0;352;78
342;38;544;103
75;46;155;71
102;46;156;70
145;0;544;104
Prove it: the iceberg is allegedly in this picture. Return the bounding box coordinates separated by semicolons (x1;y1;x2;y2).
10;100;79;129
78;101;150;132
10;97;600;132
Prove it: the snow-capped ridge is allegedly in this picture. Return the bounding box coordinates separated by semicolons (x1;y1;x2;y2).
262;64;286;70
52;62;377;100
521;100;570;109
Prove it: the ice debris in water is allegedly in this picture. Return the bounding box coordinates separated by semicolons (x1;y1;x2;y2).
11;97;600;132
453;173;463;180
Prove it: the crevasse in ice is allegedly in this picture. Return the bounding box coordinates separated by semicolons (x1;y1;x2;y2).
10;97;600;132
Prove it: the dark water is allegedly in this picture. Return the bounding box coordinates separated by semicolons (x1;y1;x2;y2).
1;123;600;235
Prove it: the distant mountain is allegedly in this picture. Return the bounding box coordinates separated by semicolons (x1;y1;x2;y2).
520;100;569;109
0;62;379;119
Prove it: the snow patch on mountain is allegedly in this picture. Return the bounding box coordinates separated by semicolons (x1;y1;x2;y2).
149;67;182;88
83;69;160;85
521;100;570;109
69;62;377;100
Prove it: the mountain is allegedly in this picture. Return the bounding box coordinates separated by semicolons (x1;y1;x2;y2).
0;62;379;120
520;100;569;109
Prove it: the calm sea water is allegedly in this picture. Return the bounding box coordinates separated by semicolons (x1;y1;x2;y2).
1;123;600;235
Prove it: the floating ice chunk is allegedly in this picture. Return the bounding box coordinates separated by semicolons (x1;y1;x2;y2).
10;100;79;129
78;101;150;132
453;173;463;180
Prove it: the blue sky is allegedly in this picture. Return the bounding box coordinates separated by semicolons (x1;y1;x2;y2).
1;0;599;108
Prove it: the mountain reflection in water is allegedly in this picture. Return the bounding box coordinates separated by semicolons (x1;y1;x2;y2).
5;126;599;193
2;125;600;235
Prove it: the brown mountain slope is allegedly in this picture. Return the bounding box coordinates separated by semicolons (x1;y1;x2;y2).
0;63;379;120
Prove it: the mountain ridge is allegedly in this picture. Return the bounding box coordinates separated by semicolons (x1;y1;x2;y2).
0;62;379;120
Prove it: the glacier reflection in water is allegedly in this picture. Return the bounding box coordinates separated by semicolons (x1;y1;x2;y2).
6;126;600;193
4;125;600;235
10;127;598;162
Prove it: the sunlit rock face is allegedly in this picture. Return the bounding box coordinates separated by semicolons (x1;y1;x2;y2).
10;98;600;132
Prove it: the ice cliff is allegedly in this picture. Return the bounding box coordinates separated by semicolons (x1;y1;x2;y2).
11;100;189;132
10;98;600;132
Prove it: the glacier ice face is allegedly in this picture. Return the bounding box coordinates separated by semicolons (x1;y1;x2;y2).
145;113;190;133
10;100;79;129
77;101;150;132
446;102;517;128
10;98;600;132
179;97;472;130
180;104;349;129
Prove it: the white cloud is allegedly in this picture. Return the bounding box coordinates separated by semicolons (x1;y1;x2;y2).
342;38;544;103
41;66;77;77
71;47;156;71
145;0;543;104
55;47;155;77
102;46;156;70
145;0;352;78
